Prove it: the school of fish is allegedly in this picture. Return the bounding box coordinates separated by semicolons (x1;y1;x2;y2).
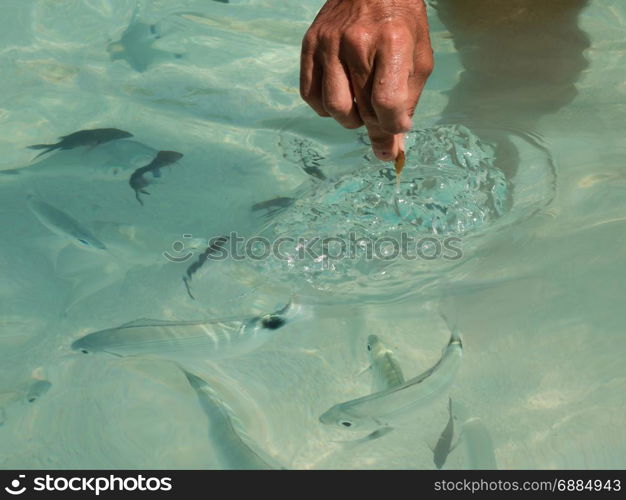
14;121;494;469
7;8;498;468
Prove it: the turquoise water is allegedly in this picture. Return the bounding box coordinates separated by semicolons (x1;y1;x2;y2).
1;0;625;469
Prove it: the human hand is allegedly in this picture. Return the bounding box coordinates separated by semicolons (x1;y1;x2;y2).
300;0;433;161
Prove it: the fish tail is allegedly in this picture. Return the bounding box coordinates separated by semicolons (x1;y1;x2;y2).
134;190;144;206
183;277;195;300
130;3;140;24
27;144;56;159
439;301;461;345
449;325;462;346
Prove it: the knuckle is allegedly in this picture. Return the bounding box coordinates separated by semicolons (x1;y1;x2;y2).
316;27;338;51
372;93;401;113
301;32;317;55
415;54;434;78
324;98;351;116
385;122;408;135
343;26;370;48
379;25;410;46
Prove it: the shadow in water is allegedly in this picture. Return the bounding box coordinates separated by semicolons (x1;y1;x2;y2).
432;0;590;178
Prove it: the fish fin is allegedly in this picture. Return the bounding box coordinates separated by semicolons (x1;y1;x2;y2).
151;168;161;178
134;190;146;206
116;318;202;329
28;145;56;159
130;3;140;24
450;437;462;454
116;314;254;329
29;235;69;264
439;301;461;345
356;364;372;378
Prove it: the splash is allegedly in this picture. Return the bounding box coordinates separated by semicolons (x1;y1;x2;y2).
249;125;510;290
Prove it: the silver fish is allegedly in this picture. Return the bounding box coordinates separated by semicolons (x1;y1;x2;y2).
320;327;462;432
71;301;297;361
367;335;405;393
27;195;106;250
462;417;497;470
183;369;282;470
336;336;404;445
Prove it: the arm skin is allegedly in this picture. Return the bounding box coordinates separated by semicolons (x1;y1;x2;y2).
300;0;433;162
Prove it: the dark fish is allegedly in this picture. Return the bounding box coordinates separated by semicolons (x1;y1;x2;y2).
129;150;184;205
25;380;52;403
433;398;457;469
251;197;295;216
28;128;133;159
183;236;229;299
282;137;327;180
303;165;326;180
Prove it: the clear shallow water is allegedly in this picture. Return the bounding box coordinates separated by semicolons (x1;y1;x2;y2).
1;0;625;469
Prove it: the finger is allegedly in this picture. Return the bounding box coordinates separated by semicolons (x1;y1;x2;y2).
366;122;399;162
322;60;363;129
348;66;378;127
348;68;396;161
300;36;330;117
343;45;399;161
371;40;414;134
407;47;435;119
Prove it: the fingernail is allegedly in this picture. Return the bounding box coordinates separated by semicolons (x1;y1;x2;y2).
375;150;393;161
